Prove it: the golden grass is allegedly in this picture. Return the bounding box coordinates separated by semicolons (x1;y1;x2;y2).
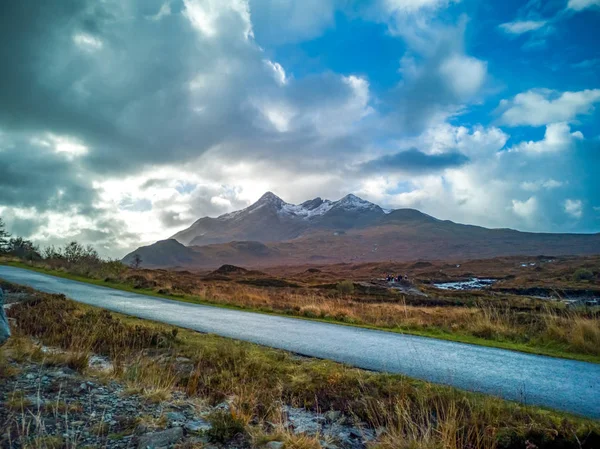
4;258;600;360
4;290;600;449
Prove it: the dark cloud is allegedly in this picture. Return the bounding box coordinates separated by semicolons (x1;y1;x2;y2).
358;148;469;174
0;137;97;214
158;211;190;228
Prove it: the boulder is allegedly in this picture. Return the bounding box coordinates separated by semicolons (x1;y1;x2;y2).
266;442;284;449
0;288;11;346
137;427;183;449
165;412;186;424
184;419;211;434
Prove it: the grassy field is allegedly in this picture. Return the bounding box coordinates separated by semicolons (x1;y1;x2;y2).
2;282;599;449
2;258;600;364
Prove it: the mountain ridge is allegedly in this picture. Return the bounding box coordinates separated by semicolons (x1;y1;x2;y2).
123;192;600;268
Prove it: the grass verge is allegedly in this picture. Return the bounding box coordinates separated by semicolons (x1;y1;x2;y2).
3;285;600;449
2;260;600;364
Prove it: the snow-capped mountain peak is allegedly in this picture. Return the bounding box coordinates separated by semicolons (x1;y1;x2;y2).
334;194;381;211
170;192;387;246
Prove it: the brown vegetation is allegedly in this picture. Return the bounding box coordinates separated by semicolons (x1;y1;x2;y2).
3;254;600;360
2;286;600;449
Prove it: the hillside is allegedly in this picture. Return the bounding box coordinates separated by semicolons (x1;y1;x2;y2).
122;192;600;269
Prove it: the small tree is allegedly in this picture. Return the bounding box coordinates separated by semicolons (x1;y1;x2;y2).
8;237;40;261
0;218;11;253
131;253;142;269
62;241;85;263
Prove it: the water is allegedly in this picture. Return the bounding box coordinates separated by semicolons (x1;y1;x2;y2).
433;278;497;290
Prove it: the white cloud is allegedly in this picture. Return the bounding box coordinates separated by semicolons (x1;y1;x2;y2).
439;54;487;99
47;134;89;158
252;99;296;132
512;197;539;221
73;33;103;51
521;179;564;191
499;20;547;35
509;123;583;154
411;123;508;157
382;0;457;13
184;0;253;39
248;0;338;44
263;60;288;85
498;88;600;126
149;2;172;21
567;0;600;11
564;199;583;219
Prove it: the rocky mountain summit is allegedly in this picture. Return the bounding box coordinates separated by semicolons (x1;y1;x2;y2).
123;192;600;269
169;192;391;246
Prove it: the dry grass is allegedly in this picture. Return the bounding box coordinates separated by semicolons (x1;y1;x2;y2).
4;289;600;449
5;256;600;359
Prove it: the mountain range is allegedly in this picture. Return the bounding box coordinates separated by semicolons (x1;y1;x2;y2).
123;192;600;269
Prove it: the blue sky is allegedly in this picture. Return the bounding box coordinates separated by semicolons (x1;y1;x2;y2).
0;0;599;256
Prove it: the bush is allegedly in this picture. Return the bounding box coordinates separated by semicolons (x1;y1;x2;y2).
206;410;246;443
573;268;594;281
336;280;355;296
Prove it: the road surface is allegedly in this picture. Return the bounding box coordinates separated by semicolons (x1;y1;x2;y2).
1;265;599;418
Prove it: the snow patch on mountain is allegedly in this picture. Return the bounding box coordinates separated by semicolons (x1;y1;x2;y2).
280;200;334;219
335;194;381;211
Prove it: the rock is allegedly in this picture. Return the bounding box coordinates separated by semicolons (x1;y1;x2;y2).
166;412;186;423
214;401;230;412
266;442;284;449
184;419;211;433
0;288;11;346
137;427;183;449
324;410;341;422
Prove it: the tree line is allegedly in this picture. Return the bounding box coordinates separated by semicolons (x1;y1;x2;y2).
0;218;143;273
0;217;103;262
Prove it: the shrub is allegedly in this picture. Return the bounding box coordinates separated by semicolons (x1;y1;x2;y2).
336;280;355;296
206;410;246;443
573;268;594;281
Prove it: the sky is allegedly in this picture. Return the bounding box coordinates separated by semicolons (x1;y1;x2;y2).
0;0;599;258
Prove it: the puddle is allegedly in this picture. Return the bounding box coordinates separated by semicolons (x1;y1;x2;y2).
433;278;497;291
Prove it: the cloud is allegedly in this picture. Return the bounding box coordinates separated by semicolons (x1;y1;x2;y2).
512;197;538;221
508;123;583;153
521;179;565;191
1;0;598;256
564;199;583;218
381;0;457;13
384;18;488;132
439;54;487;98
358;148;469;174
499;20;547;35
497;89;600;126
248;0;339;44
0;133;97;214
572;58;600;69
567;0;600;11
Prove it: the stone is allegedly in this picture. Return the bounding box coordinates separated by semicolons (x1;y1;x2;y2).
0;288;11;346
324;410;341;422
184;419;211;433
166;412;186;423
266;442;284;449
137;427;183;449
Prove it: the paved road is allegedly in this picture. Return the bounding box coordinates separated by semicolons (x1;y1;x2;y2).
1;265;599;418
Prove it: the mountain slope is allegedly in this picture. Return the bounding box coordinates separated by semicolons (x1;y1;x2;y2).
169;192;388;246
123;192;600;268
